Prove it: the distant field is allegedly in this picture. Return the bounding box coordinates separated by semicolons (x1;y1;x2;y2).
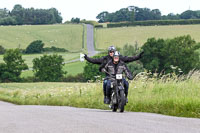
0;52;85;77
21;61;86;78
95;24;200;49
0;24;84;52
0;52;80;68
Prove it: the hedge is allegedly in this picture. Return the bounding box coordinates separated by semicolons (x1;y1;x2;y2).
107;19;200;28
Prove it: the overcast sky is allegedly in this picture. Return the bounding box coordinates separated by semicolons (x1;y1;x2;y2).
0;0;199;22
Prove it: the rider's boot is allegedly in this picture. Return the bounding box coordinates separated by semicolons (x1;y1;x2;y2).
126;97;128;103
104;96;111;104
125;92;128;103
103;86;107;104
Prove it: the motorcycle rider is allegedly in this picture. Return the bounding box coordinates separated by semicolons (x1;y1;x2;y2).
102;51;133;104
84;46;143;103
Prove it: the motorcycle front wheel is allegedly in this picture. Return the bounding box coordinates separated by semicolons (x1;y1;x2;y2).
119;90;126;112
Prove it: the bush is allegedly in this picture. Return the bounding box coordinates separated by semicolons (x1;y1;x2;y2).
25;40;44;54
43;46;68;52
120;44;144;76
71;17;80;23
62;73;87;82
0;49;28;82
141;35;200;74
0;45;5;54
107;19;200;28
80;20;99;26
83;52;106;81
95;25;103;28
33;54;67;81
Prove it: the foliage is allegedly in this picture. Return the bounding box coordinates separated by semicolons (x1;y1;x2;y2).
119;44;144;76
71;17;80;23
0;45;5;54
43;46;68;52
180;10;200;19
1;71;200;118
25;40;44;54
32;54;66;81
83;52;107;81
94;25;103;28
141;35;200;74
0;49;28;82
62;73;87;82
107;19;200;28
0;4;62;25
96;5;200;23
80;20;99;26
96;6;161;23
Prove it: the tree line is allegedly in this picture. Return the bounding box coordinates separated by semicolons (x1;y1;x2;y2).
96;6;200;23
1;35;200;82
83;35;200;81
0;4;62;25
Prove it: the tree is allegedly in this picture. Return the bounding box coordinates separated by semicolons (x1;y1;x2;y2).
120;44;144;76
25;40;44;54
180;10;197;19
11;4;24;25
71;17;80;23
83;53;106;81
0;49;28;82
33;54;66;81
96;11;109;23
141;35;200;74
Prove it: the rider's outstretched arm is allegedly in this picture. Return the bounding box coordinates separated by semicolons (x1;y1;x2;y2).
84;54;104;64
120;51;144;63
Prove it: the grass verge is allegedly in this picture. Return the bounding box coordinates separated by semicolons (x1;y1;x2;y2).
0;73;200;118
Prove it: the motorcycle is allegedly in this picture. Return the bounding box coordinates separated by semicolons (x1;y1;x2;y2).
104;70;126;113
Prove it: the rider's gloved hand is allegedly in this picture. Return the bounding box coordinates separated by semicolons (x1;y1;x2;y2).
84;54;87;59
101;68;106;73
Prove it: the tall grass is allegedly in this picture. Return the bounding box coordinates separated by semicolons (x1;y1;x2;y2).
0;71;200;118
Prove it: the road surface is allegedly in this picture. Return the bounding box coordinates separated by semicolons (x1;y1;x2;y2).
63;24;98;64
0;101;200;133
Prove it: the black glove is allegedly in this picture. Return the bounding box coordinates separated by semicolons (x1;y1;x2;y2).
84;54;87;59
101;68;106;73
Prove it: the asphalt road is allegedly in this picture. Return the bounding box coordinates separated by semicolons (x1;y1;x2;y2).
86;24;98;57
0;101;200;133
63;24;97;64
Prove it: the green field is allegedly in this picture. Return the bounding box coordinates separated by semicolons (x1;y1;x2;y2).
0;24;84;52
0;72;200;118
0;52;85;77
0;52;80;67
95;24;200;49
21;61;86;77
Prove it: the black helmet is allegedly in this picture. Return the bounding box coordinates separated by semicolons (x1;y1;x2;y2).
108;46;116;53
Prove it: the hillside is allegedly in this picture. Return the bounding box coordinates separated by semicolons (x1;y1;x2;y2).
0;24;84;52
95;24;200;49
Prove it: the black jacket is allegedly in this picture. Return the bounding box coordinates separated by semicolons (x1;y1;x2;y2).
84;52;143;65
104;60;133;80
